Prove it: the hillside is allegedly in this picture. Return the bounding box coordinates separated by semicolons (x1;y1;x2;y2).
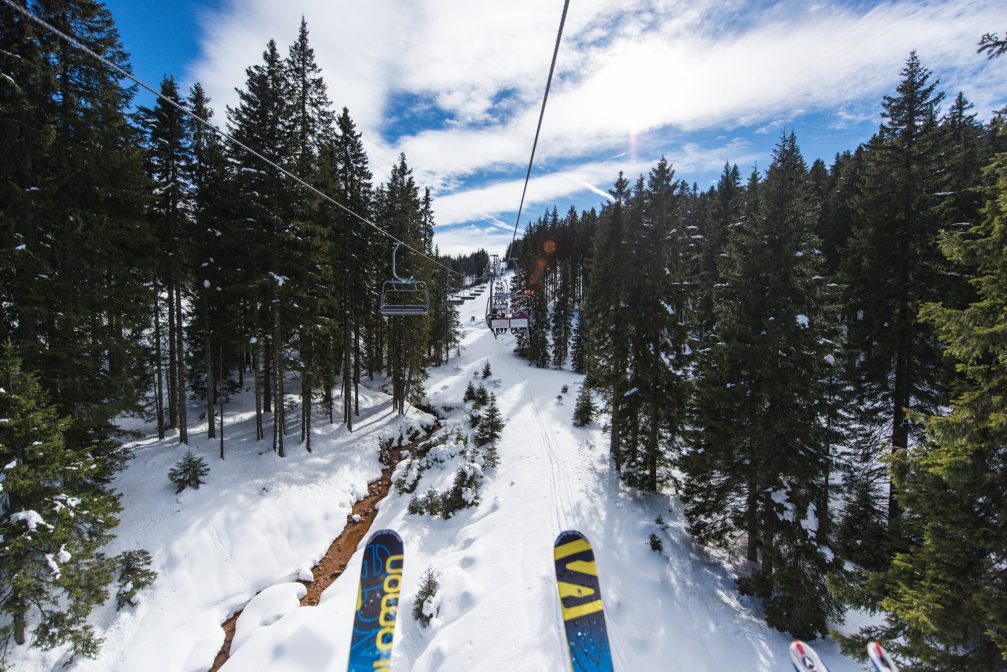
12;279;869;672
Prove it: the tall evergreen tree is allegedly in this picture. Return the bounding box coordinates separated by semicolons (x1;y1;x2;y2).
0;345;139;659
681;135;840;638
0;0;154;474
228;38;294;455
138;76;192;445
584;174;632;469
841;52;953;526
842;128;1007;671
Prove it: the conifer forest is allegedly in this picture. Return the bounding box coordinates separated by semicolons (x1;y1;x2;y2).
2;1;1007;671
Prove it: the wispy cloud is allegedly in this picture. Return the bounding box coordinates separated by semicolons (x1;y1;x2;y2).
186;0;1007;255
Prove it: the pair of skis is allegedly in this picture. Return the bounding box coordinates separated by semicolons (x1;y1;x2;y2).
346;529;615;672
352;530;900;672
790;638;899;672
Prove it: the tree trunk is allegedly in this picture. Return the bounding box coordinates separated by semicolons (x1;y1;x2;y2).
205;295;215;439
353;326;361;415
342;309;353;431
219;346;225;459
273;299;285;458
153;286;165;440
263;336;272;413
166;282;177;429
174;278;188;444
889;300;913;525
746;474;760;563
253;341;263;442
610;399;622;471
14;609;26;646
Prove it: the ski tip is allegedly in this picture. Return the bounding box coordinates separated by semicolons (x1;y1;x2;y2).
366;528;402;544
867;641;898;672
555;529;588;545
789;640;829;672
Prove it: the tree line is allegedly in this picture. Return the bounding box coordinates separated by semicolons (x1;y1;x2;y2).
509;51;1006;668
1;3;476;660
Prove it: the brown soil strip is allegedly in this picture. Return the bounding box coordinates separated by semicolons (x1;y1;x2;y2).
209;420;440;671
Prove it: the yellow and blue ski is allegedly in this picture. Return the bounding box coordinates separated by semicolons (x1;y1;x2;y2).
347;529;403;672
554;530;614;672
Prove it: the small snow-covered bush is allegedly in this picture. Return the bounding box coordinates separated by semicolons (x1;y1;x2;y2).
115;550;157;609
399;429;494;520
412;567;440;627
649;533;664;553
168;450;209;493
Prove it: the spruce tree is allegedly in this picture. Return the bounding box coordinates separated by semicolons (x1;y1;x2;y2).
0;0;154;473
841;52;953;527
474;394;503;447
139;76;192;446
841;129;1007;671
228;38;295;454
572;384;595;427
681;135;840;638
584;174;632;469
0;345;136;659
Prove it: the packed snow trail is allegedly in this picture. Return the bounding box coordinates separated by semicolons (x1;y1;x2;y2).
221;280;865;672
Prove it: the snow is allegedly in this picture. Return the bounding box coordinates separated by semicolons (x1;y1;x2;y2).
824;354;836;367
10;509;49;532
231;582;307;654
45;553;61;579
796;314;810;328
11;275;865;672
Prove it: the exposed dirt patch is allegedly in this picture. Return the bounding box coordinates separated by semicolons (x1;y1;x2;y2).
208;420;440;671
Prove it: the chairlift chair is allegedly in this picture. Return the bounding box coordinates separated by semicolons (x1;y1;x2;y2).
380;243;429;316
442;273;465;306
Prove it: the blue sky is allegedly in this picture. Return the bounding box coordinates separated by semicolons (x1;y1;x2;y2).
104;0;1007;257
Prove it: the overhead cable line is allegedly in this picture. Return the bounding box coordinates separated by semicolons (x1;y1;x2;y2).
506;0;570;263
3;0;461;277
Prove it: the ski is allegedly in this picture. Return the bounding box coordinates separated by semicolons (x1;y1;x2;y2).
554;530;614;672
867;641;898;672
347;529;404;672
789;639;830;672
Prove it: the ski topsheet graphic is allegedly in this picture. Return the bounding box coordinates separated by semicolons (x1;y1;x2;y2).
789;640;830;672
867;641;899;672
347;529;404;672
554;530;614;672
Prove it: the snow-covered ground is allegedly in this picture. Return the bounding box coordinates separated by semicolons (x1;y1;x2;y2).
13;279;866;671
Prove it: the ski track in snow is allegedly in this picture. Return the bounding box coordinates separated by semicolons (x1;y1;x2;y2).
12;273;867;672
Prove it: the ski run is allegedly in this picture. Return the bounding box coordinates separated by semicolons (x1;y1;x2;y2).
11;278;872;672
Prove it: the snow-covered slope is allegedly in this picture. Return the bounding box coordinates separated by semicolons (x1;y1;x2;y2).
13;278;865;671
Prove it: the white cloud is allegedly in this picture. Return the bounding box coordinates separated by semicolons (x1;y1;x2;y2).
185;0;1007;254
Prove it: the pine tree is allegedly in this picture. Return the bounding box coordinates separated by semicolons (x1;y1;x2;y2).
572;384;595;427
228;38;295;455
463;381;476;403
168;450;210;493
379;154;434;414
0;345;137;659
481;360;492;379
569;318;587;374
0;0;154;474
584;174;633;469
681;135;840;638
841;52;953;527
139;75;192;446
475;393;504;446
696;163;741;338
840;130;1007;671
551;261;574;368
